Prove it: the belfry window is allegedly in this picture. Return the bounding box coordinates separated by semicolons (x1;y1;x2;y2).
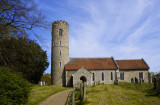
102;72;104;81
59;29;63;36
111;72;113;80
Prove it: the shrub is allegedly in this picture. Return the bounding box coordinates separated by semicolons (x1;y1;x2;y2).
0;67;32;105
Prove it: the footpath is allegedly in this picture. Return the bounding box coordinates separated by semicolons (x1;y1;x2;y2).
39;89;72;105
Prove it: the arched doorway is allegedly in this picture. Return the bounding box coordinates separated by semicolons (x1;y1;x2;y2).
80;76;87;83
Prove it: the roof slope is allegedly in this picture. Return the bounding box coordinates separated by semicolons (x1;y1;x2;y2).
65;58;118;70
116;59;149;70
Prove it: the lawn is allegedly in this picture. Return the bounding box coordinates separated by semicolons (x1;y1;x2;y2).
78;83;160;105
26;85;70;105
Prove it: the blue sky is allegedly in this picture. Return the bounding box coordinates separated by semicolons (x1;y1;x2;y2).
33;0;160;73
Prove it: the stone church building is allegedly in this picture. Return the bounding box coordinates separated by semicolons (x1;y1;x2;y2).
51;20;150;87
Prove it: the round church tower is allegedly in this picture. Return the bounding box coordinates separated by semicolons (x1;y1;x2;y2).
51;20;69;86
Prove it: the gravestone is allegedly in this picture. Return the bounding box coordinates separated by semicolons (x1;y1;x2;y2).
131;78;134;83
158;79;160;92
95;82;97;85
135;77;138;83
114;80;118;85
154;77;157;90
40;81;43;86
43;81;45;85
148;73;152;83
140;79;142;84
98;81;100;85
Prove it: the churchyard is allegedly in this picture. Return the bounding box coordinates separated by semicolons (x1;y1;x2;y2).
24;78;160;105
70;82;160;105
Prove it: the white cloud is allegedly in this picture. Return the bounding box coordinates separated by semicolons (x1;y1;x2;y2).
38;0;160;73
68;0;160;72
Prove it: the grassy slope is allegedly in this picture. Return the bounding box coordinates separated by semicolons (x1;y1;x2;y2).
27;85;70;105
83;83;160;105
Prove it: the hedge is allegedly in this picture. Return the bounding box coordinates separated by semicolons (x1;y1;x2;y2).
0;67;31;105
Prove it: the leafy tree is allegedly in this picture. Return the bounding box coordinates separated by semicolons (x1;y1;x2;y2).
0;67;32;105
41;73;51;85
0;0;49;38
0;0;50;72
0;37;49;84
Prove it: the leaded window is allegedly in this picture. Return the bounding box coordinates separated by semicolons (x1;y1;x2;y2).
93;73;95;81
139;72;143;79
111;72;113;80
102;72;104;81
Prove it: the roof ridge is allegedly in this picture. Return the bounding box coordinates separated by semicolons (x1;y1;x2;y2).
70;57;112;59
116;59;142;61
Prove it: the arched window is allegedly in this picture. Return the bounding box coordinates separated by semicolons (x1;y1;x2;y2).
60;41;61;46
102;72;104;81
59;62;61;67
111;72;113;80
59;29;63;36
60;51;61;56
93;73;95;81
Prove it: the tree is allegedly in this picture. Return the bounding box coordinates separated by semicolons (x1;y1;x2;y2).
0;0;49;38
155;71;160;77
0;67;31;105
0;37;49;84
41;73;51;85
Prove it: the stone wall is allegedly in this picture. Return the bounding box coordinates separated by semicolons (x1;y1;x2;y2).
89;70;116;85
65;70;76;87
118;70;149;83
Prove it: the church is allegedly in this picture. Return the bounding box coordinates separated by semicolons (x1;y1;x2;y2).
51;20;151;87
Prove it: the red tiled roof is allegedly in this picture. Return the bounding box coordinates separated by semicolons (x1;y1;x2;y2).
65;58;118;70
116;59;149;70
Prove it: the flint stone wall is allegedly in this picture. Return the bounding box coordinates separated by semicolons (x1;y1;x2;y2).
65;67;116;87
118;70;149;83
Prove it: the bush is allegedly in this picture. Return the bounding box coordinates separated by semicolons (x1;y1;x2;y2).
0;67;32;105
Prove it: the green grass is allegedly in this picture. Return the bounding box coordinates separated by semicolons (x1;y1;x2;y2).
26;85;70;105
82;83;160;105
